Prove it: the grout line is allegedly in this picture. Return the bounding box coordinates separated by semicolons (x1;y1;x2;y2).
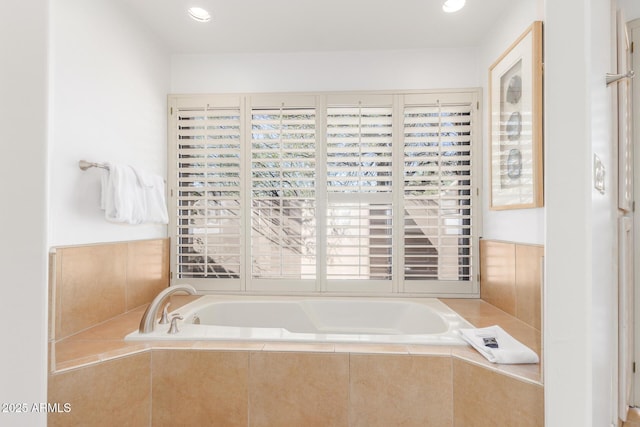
347;353;352;427
247;351;253;427
450;355;456;425
149;349;153;426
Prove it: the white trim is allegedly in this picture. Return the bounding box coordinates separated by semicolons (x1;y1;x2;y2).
628;16;640;409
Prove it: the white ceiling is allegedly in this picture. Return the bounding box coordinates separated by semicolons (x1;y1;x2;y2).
115;0;517;54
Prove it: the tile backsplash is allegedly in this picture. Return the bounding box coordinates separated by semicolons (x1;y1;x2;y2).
49;238;169;341
480;239;544;331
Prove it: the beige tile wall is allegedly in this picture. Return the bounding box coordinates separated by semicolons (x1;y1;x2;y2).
350;354;453;427
49;350;543;427
152;350;249;427
250;352;349;426
480;240;544;331
515;244;544;330
48;352;151;427
50;238;169;341
480;240;516;316
126;239;170;311
453;358;544;427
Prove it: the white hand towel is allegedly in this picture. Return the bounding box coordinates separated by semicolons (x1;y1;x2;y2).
141;172;169;224
101;163;146;224
458;325;539;364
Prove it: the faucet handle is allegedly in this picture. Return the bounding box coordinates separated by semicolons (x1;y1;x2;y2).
159;303;171;324
168;314;183;334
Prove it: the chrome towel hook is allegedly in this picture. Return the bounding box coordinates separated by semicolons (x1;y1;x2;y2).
606;70;635;86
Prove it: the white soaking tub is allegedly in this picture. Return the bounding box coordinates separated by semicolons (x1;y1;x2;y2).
125;295;473;345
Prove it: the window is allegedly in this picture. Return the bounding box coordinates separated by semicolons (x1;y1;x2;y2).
168;90;481;296
172;99;242;292
250;104;317;283
326;102;394;288
402;98;475;294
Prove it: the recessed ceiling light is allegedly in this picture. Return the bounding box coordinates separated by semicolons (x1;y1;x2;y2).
442;0;466;13
188;7;211;22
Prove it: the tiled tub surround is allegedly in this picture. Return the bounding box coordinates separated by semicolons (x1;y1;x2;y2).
49;297;543;427
48;239;544;426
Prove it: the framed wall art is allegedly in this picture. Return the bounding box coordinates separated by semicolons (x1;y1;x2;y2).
489;21;543;210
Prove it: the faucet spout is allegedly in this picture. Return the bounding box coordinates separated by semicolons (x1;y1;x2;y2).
138;284;197;334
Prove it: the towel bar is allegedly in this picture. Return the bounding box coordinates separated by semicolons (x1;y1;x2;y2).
79;160;167;184
79;160;109;171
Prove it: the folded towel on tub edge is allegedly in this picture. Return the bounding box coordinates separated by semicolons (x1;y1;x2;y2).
458;325;539;364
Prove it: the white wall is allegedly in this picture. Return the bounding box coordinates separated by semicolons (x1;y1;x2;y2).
171;48;480;93
49;0;171;246
479;0;544;245
588;0;618;422
619;0;640;19
0;1;48;426
544;0;618;425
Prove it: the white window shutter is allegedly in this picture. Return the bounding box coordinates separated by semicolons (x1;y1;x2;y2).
168;91;480;296
326;105;394;282
250;106;317;280
403;101;474;286
174;105;242;281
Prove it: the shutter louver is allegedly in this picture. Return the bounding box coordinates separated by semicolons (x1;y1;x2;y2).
403;103;473;282
175;106;242;279
326;106;393;281
250;107;317;279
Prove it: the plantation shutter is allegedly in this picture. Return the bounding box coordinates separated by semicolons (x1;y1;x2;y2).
403;99;474;289
172;99;242;287
325;99;394;287
250;103;317;282
168;91;480;296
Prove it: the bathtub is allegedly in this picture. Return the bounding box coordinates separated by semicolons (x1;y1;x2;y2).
125;295;474;345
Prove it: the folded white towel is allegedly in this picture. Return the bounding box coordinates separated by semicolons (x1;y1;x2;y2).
100;163;168;225
139;171;169;224
101;164;146;224
458;325;539;364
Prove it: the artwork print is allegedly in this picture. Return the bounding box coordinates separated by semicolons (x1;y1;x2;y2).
489;22;543;210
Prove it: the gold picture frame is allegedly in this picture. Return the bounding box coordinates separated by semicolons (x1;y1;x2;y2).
489;21;543;210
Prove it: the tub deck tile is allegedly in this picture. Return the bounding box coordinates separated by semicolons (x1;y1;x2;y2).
451;346;542;385
407;345;454;356
334;343;410;354
262;342;336;352
61;307;145;341
192;341;266;351
441;298;542;363
50;298;543;385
